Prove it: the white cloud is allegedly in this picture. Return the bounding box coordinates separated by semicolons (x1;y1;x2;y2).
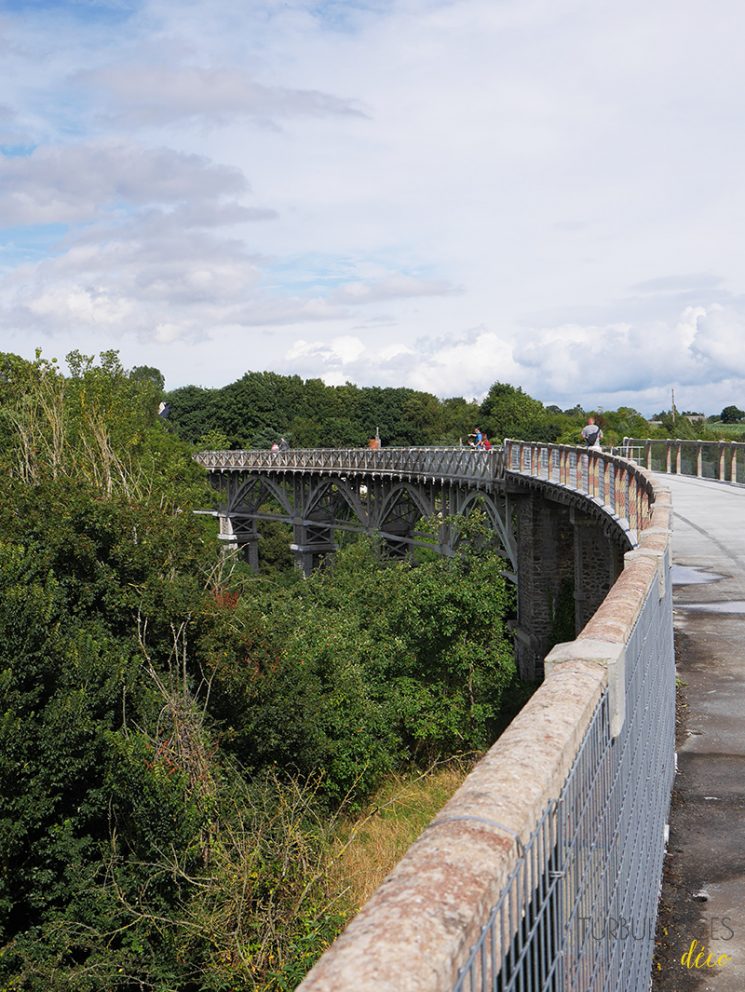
1;0;745;414
26;282;133;326
277;303;745;413
287;334;366;367
691;306;745;378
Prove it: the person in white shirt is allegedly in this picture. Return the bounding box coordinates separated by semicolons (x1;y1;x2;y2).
580;416;603;449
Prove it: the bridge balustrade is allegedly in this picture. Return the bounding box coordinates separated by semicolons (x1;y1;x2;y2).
195;445;504;488
622;437;745;484
297;442;674;992
504;440;656;543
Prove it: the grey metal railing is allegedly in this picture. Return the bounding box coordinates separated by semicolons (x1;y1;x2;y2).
454;546;675;992
195;446;505;487
622;437;745;484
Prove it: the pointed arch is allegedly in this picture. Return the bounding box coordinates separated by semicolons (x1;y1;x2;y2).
230;475;293;518
456;490;517;570
305;478;368;529
377;483;435;528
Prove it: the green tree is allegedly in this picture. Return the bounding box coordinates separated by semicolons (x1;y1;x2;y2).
479;382;557;442
0;351;527;991
721;404;745;423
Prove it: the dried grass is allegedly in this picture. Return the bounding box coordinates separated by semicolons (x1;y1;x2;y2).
329;758;475;913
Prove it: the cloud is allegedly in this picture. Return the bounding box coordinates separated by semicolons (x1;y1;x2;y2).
1;0;745;414
0;142;248;225
282;327;520;395
628;273;724;295
278;303;745;413
288;334;365;365
0;103;33;146
691;305;745;379
77;65;367;127
330;275;459;304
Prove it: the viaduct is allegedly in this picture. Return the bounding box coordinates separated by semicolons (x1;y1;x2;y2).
196;442;650;682
196;438;745;992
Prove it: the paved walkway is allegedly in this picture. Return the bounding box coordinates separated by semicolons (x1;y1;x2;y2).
654;475;745;991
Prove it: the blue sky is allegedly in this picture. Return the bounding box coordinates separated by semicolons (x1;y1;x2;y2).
1;0;745;412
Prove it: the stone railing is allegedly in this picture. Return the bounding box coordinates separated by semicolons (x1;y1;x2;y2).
297;444;674;992
195;446;504;489
622;437;745;484
504;439;656;543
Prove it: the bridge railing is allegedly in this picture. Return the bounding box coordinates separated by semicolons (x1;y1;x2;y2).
504;440;656;543
195;446;504;487
622;437;745;484
297;445;673;992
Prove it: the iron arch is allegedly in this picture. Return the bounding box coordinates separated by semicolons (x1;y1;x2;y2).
456;489;517;570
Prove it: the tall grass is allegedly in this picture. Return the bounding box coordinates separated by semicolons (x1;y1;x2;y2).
329;758;475;913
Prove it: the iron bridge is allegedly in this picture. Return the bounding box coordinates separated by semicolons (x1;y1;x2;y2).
195;446;517;574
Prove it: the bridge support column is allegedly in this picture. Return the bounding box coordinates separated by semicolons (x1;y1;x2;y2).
217;513;237;553
514;494;574;681
218;514;260;571
241;535;260;572
291;522;336;577
572;510;623;631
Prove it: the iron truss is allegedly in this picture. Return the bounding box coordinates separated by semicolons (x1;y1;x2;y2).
197;447;516;571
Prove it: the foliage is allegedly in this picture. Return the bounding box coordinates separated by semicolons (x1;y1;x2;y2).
478;381;558;442
0;350;523;991
198;534;516;806
720;404;745;423
166;373;482;450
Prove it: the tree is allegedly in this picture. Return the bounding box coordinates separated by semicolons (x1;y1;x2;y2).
720;405;745;423
479;382;555;442
129;364;166;392
0;351;528;990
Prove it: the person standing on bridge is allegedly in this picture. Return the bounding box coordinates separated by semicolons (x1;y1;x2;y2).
581;416;603;449
469;427;484;449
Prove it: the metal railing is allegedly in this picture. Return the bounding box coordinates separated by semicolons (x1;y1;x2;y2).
622;437;745;484
454;545;675;992
504;440;656;544
195;446;505;487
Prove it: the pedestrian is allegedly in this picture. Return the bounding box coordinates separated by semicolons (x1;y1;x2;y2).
581;416;603;449
482;434;492;451
271;441;279;452
279;436;289;451
469;427;484;449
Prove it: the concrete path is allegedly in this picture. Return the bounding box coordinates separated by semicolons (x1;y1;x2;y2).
654;475;745;991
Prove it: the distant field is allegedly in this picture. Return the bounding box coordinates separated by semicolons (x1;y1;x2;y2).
707;422;745;437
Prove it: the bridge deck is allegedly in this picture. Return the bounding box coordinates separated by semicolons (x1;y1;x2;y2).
656;475;745;988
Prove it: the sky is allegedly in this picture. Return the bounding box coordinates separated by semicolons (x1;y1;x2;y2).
1;0;744;414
